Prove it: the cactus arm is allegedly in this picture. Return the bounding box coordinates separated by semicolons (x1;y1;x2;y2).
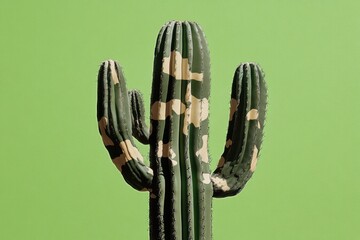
211;63;267;198
97;60;153;191
128;90;150;144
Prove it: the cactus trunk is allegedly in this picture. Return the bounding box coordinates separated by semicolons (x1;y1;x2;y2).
97;20;267;240
149;21;212;240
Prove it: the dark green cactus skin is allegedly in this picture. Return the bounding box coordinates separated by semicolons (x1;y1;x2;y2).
97;21;267;240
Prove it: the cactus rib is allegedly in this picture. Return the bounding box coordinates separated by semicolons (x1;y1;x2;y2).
128;90;150;144
97;60;153;190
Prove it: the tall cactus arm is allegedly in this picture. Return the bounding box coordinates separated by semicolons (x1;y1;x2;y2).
128;90;150;145
211;63;267;198
97;60;153;191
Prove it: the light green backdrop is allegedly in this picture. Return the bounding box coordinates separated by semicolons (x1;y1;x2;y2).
1;0;359;239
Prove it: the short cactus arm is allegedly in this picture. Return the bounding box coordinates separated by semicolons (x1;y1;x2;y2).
211;63;267;198
128;90;150;145
97;60;153;191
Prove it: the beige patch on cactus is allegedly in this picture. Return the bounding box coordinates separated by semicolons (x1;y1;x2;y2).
150;100;186;120
183;108;191;135
185;83;192;103
182;83;209;134
157;141;177;166
119;140;144;162
250;145;259;172
182;84;192;135
163;51;203;81
108;60;119;84
257;121;261;129
112;141;148;172
217;157;225;168
183;97;209;135
225;139;232;148
171;99;187;115
98;117;114;146
157;140;163;158
147;167;154;176
190;96;209;127
112;154;127;172
229;98;239;121
246;109;259;120
196;135;209;163
151;101;166;120
202;173;211;184
211;176;230;191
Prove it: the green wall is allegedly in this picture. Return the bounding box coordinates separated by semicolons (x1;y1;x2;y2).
1;0;359;239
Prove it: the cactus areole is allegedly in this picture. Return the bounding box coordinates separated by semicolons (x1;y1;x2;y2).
97;20;267;240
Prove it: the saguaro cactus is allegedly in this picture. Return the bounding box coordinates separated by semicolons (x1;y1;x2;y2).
97;21;267;240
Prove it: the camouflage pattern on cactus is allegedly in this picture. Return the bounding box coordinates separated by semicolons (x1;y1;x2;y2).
97;20;267;240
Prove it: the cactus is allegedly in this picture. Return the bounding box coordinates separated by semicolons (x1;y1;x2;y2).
97;21;267;240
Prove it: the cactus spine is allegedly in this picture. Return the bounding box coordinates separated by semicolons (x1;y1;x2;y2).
97;21;267;240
